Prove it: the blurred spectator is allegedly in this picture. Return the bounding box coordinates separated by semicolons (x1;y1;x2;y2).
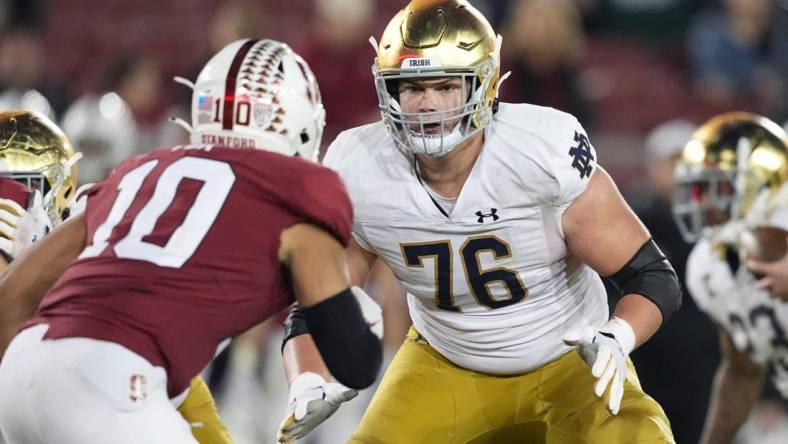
61;92;138;184
687;0;788;116
0;0;43;31
582;0;708;46
209;0;264;54
296;0;379;151
0;27;69;119
468;0;511;29
618;119;720;444
106;53;183;152
499;0;590;124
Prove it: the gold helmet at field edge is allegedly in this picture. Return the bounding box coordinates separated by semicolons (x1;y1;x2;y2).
0;110;79;225
672;112;788;243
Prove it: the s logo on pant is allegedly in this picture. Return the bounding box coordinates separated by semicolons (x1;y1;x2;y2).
130;374;148;402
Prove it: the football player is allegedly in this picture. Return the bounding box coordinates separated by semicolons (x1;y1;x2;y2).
0;109;76;268
673;112;788;444
737;118;788;302
277;1;681;443
0;38;382;444
0;110;239;444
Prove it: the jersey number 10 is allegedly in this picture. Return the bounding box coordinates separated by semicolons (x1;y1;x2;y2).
80;157;236;268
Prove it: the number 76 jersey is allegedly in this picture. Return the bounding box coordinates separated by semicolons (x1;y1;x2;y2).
324;103;609;375
25;145;352;398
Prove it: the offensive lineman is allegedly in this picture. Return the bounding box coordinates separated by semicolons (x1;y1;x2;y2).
278;1;680;443
674;112;788;444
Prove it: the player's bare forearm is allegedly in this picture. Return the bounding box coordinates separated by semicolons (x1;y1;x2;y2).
0;214;86;355
565;168;680;334
282;334;332;383
612;293;662;348
280;236;377;386
564;169;660;345
699;329;765;444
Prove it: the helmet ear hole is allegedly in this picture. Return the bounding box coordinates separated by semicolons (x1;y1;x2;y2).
300;130;310;144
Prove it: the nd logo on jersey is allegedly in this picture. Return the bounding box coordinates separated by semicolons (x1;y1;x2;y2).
400;234;528;312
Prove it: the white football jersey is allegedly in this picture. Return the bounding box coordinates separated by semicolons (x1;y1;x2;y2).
686;238;788;398
324;103;608;375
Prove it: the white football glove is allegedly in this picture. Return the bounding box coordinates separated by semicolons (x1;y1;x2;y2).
561;317;636;415
277;372;358;443
0;191;52;260
351;286;383;340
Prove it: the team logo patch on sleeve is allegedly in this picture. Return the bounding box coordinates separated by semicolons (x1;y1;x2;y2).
568;131;594;179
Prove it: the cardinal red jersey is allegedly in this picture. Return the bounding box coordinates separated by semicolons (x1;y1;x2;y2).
24;145;352;396
0;177;32;207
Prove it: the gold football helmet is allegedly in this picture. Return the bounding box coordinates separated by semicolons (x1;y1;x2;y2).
373;0;501;157
0;110;80;225
672;112;788;242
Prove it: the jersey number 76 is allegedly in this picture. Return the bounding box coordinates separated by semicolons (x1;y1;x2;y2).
401;235;527;311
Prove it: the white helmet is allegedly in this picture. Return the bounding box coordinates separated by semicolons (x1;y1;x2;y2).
61;93;138;184
173;39;325;161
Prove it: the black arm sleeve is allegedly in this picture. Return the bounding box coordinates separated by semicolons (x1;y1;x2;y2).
281;303;310;352
607;238;682;324
301;287;383;390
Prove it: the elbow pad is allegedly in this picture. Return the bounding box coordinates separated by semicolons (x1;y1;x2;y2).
301;287;383;390
607;238;682;324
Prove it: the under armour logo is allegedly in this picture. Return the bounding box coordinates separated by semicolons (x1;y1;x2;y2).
568;131;594;179
476;208;499;223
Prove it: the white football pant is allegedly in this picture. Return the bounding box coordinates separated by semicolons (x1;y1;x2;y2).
0;324;197;444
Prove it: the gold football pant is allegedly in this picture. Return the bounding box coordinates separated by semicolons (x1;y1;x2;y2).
350;327;674;444
178;376;235;444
